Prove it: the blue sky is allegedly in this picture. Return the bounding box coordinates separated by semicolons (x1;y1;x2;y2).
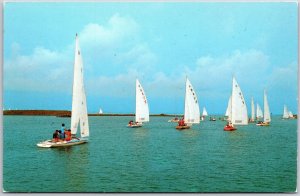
4;2;298;114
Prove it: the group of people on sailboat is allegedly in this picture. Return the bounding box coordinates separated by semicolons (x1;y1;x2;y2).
178;117;187;126
52;123;72;142
127;120;142;127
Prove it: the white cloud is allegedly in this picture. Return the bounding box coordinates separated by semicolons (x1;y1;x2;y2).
4;46;73;92
79;13;139;53
4;14;156;95
86;69;139;97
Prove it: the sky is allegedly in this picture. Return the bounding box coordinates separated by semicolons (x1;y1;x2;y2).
3;2;298;115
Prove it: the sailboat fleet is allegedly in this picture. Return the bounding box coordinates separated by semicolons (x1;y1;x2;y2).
36;34;296;147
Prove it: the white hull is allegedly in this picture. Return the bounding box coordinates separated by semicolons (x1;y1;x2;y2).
37;139;88;148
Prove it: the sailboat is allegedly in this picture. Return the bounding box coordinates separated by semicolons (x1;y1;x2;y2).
127;79;149;128
99;108;103;114
256;103;263;120
201;107;208;121
249;97;255;122
283;105;289;119
37;34;89;148
176;78;200;130
224;77;248;131
282;105;295;119
256;90;271;126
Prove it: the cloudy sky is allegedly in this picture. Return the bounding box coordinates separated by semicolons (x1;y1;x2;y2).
4;2;298;114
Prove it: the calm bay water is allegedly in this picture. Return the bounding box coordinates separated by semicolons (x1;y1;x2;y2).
3;115;297;192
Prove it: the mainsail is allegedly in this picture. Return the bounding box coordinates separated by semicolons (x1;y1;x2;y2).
283;105;289;119
135;79;149;123
225;95;232;119
251;97;255;121
231;77;248;125
263;90;271;123
202;107;208;116
70;34;89;138
184;78;200;124
256;103;263;119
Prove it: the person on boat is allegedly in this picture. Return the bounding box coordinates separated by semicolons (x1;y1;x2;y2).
225;121;234;129
52;130;59;142
61;123;66;135
58;130;65;140
65;129;72;141
128;120;133;126
178;118;186;126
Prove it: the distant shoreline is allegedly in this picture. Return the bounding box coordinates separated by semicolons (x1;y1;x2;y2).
3;110;180;117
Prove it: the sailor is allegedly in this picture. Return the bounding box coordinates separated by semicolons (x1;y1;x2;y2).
65;129;72;141
52;130;59;142
178;118;185;126
60;123;66;138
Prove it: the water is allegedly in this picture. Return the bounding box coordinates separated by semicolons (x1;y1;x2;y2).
3;115;297;192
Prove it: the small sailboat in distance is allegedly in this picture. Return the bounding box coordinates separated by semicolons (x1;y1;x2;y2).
256;103;263;120
249;97;255;122
282;105;295;119
201;107;208;121
256;90;271;126
127;79;149;128
176;77;200;130
99;108;103;114
283;105;289;119
224;77;248;131
37;34;89;147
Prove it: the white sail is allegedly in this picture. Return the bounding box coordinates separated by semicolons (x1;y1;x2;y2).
225;95;232;119
202;107;208;116
99;108;103;114
256;103;263;119
263;90;271;123
71;34;89;138
184;78;200;124
135;79;149;123
283;105;289;119
251;97;255;121
231;77;248;125
288;111;293;118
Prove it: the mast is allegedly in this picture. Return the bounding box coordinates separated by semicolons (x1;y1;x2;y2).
251;97;255;121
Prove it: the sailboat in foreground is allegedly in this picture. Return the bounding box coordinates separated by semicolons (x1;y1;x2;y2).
176;78;200;130
127;79;149;128
256;90;271;126
224;77;248;131
37;34;89;148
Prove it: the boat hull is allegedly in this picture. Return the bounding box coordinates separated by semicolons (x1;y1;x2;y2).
127;124;142;128
37;139;88;148
176;125;190;130
256;123;270;126
224;126;236;131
